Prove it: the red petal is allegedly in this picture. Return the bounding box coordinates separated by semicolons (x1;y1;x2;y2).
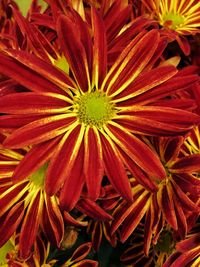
0;181;27;216
120;193;151;242
84;127;103;200
43;194;64;247
5;49;76;91
171;154;200;173
45;124;84;195
0;52;63;94
3;115;76;148
59;142;85;211
64;212;88;227
113;65;177;102
100;132;132;202
127;74;199;105
0;92;71;114
77;198;113;221
12;7;58;61
105;123;165;179
72;260;98;267
0;201;24;247
57;14;90;92
158;183;178;230
102;30;160;96
13;137;60;183
91;7;107;87
19;190;43;259
70;242;92;263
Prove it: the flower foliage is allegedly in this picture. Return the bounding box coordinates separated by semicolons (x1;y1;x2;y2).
0;0;200;266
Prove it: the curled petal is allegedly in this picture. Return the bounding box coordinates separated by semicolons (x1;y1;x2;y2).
77;198;112;221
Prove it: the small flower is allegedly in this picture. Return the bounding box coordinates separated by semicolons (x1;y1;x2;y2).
163;222;200;267
141;0;200;54
111;136;200;255
0;134;65;259
120;224;177;267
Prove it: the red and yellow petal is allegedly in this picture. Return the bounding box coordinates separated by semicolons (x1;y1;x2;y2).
13;137;60;183
57;14;90;92
100;132;133;202
3;115;76;148
0;201;25;248
43;195;64;247
19;190;44;259
77;198;113;221
84;127;104;200
0;52;63;94
59;142;85;211
91;7;107;88
0;92;72;114
102;30;160;97
45;123;84;195
105;123;166;179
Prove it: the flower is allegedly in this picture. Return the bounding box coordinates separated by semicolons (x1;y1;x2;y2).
0;134;65;259
163;222;200;267
1;233;98;267
111;136;200;255
120;223;177;267
141;0;200;54
0;6;199;212
3;234;57;267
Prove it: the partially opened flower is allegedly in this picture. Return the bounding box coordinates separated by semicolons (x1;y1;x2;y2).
0;134;65;259
0;6;199;212
163;222;200;267
141;0;200;54
120;224;177;267
111;136;200;255
4;234;57;267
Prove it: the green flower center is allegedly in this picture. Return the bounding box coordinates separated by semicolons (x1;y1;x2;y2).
76;91;115;127
29;163;48;188
162;13;185;29
154;230;175;255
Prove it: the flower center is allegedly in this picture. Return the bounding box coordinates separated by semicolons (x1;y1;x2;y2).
154;230;175;255
75;91;114;127
29;163;48;189
162;13;185;29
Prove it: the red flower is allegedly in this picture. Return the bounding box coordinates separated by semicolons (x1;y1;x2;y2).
0;7;199;212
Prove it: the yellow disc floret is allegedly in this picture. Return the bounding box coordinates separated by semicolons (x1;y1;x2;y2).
75;91;115;127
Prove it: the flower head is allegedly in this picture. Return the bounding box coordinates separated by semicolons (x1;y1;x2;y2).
111;136;200;255
0;6;199;212
141;0;200;54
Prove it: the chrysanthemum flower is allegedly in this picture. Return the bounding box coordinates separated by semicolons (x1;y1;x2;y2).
1;233;98;267
0;134;65;259
2;234;57;267
0;7;199;211
111;136;200;255
120;224;177;267
141;0;200;54
163;222;200;267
